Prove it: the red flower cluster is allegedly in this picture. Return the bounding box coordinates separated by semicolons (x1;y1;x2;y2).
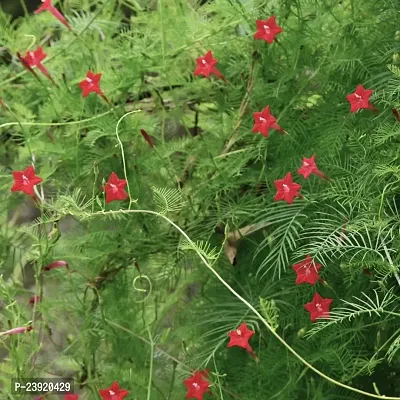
292;255;333;321
10;7;393;397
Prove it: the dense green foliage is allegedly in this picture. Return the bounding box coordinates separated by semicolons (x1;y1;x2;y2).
1;0;400;399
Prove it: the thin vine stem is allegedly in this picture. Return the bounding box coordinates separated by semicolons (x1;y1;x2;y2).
0;109;116;130
114;110;141;209
83;208;400;400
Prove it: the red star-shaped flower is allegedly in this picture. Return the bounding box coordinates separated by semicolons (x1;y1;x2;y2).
293;255;322;285
297;155;329;180
35;0;71;29
274;172;302;204
254;16;283;43
346;84;375;113
183;370;210;400
64;394;79;400
227;322;255;353
11;165;43;197
252;106;284;138
18;47;53;81
304;292;333;322
99;381;129;400
194;51;225;81
79;71;104;98
102;172;129;204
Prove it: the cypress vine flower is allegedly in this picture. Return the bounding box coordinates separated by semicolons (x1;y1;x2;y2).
227;322;255;354
293;255;322;285
79;71;110;103
304;293;333;322
0;326;33;336
183;370;210;400
273;172;302;204
101;172;129;204
10;166;43;197
140;129;155;148
35;0;71;30
194;51;226;81
18;47;56;84
252;106;284;138
346;84;377;113
297;155;330;180
254;16;283;43
64;394;79;400
99;381;129;400
29;295;41;305
43;260;69;271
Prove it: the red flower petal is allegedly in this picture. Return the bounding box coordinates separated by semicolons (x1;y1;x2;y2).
304;293;333;322
293;255;322;285
254;16;283;43
183;370;210;400
227;322;255;354
99;381;129;400
10;165;43;197
273;172;302;204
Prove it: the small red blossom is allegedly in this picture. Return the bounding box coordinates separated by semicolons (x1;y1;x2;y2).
43;260;69;271
79;71;103;96
194;51;226;81
99;381;129;400
64;394;79;400
254;16;283;43
252;106;284;138
183;370;210;400
29;295;41;304
346;84;377;113
227;322;255;354
0;326;33;336
102;172;129;204
274;172;302;204
140;129;155;148
297;155;330;180
18;47;56;84
392;108;400;122
304;293;333;322
11;166;43;197
293;255;322;285
35;0;71;30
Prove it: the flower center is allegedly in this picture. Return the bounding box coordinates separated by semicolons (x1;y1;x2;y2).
303;161;309;167
86;77;93;83
22;175;29;185
201;59;207;65
192;383;200;390
263;24;271;33
236;329;242;336
354;94;361;99
109;183;118;193
109;390;115;396
316;303;323;312
283;184;290;192
259;117;266;122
